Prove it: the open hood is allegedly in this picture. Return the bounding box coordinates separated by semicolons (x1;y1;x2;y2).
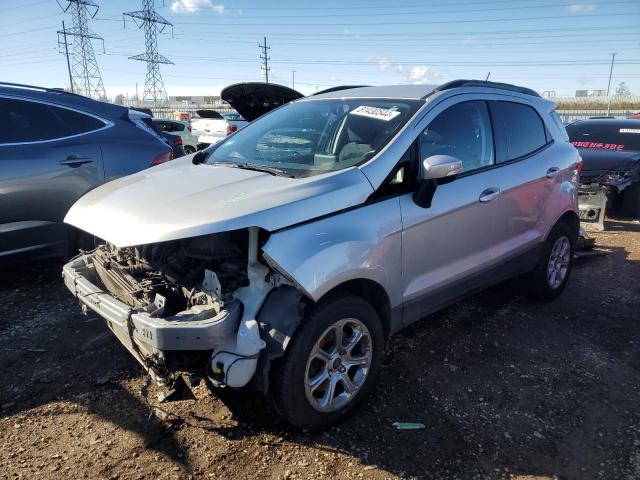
64;156;373;248
195;110;223;119
220;82;304;122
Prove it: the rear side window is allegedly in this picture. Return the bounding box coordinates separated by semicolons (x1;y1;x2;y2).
490;101;549;162
50;105;104;136
566;123;640;151
0;97;105;144
420;100;494;173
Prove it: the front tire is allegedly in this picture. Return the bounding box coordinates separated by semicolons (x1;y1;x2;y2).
524;221;575;302
269;293;384;429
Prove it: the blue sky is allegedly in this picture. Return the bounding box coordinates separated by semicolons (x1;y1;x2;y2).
1;0;639;99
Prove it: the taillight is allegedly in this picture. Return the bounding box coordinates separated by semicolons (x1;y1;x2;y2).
576;157;583;176
152;151;172;166
226;124;238;136
174;136;183;145
187;125;192;133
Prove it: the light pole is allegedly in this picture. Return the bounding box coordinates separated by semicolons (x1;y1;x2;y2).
606;52;617;116
292;70;296;90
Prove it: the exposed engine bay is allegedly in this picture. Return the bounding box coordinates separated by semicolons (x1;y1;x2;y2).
92;230;249;315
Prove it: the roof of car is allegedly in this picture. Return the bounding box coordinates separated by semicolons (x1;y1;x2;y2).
0;82;127;119
309;84;439;100
568;118;640;128
307;79;541;101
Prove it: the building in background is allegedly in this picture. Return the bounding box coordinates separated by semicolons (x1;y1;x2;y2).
169;95;221;105
575;89;607;97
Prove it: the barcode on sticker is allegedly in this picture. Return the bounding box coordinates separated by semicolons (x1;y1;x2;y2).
350;105;401;121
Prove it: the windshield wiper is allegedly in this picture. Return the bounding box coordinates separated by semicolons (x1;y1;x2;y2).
211;161;289;177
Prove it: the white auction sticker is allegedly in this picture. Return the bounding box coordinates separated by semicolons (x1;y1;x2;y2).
620;128;640;134
350;105;401;121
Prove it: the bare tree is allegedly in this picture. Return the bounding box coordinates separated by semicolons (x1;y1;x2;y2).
114;93;126;105
615;82;631;97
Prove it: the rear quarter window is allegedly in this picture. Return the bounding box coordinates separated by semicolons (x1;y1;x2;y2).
490;101;550;163
0;97;105;144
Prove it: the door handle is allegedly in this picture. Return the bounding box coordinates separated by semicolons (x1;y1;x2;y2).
546;167;560;178
479;187;501;203
60;155;93;168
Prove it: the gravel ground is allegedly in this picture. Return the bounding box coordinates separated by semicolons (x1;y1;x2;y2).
1;217;639;480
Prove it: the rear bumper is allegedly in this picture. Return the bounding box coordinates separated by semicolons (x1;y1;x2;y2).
63;255;241;368
197;134;225;144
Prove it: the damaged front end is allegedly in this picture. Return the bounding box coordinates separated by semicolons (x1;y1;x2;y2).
63;227;297;390
578;168;640;231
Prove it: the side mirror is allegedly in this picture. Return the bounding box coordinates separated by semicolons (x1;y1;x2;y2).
413;155;463;208
421;154;462;181
192;150;210;165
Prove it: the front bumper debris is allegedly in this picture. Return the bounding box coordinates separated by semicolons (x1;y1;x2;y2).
578;184;608;231
62;254;241;375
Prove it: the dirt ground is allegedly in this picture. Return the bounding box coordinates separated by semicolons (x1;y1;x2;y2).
1;218;640;480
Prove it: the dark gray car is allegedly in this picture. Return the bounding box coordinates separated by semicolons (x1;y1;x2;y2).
0;83;172;261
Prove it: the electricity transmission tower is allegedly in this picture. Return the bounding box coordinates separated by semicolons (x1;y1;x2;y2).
124;0;173;105
57;0;106;100
259;36;270;83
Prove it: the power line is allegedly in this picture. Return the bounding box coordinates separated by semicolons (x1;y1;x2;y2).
259;36;270;83
165;25;640;38
2;0;49;12
173;0;639;19
57;0;106;100
161;0;634;11
157;12;632;27
124;0;173;105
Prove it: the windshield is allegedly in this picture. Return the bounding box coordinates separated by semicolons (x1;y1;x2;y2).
206;98;422;177
567;122;640;152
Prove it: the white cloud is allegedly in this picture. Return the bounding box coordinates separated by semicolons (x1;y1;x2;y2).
170;0;224;14
567;3;595;13
370;56;404;73
404;65;443;85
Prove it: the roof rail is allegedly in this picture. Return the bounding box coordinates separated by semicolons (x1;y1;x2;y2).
0;82;87;99
433;79;540;98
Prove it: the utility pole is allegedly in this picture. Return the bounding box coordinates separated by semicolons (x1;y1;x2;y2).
124;0;173;106
259;36;270;83
606;52;617;116
57;1;106;99
292;70;295;90
60;21;74;93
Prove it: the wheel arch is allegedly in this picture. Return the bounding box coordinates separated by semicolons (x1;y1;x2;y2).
316;278;392;338
549;209;580;242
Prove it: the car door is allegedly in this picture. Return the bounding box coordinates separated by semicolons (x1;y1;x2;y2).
487;99;557;269
399;97;502;324
0;96;105;259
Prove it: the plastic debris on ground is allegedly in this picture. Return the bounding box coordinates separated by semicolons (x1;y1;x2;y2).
392;422;426;430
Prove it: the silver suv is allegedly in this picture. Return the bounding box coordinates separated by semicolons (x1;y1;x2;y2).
62;81;580;428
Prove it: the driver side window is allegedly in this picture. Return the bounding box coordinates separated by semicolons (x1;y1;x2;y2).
420;101;494;173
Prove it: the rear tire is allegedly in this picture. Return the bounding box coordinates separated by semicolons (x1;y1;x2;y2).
269;293;384;429
184;145;196;155
523;221;575;302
